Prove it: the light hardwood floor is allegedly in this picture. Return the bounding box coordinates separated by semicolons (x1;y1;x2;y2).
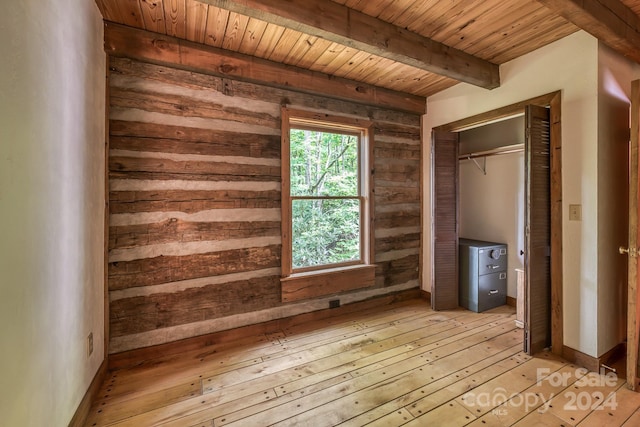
87;299;640;426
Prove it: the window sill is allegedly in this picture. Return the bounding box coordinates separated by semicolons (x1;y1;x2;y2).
281;264;376;303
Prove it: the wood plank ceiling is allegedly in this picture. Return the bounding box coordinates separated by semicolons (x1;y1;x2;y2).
95;0;640;100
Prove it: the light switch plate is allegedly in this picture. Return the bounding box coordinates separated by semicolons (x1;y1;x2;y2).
569;204;582;221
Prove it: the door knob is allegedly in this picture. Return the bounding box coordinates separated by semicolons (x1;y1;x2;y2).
620;246;638;257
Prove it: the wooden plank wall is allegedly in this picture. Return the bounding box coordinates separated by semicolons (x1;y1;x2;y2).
107;56;421;353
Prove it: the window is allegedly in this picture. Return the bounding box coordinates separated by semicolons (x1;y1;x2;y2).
281;108;375;302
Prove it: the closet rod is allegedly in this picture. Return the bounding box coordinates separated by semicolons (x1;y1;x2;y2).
458;143;524;161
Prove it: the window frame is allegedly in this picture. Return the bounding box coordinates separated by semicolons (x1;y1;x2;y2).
281;107;375;299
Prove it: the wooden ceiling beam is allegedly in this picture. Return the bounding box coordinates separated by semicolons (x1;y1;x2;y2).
537;0;640;63
103;22;426;114
199;0;500;90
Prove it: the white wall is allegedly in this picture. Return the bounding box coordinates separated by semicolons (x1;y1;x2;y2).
0;1;105;425
423;31;601;356
459;152;525;297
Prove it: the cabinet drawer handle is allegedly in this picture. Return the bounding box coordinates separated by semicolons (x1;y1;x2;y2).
489;290;499;295
487;264;499;269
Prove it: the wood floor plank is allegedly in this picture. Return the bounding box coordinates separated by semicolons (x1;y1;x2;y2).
92;303;446;425
271;310;465;357
454;355;568;417
244;325;520;426
202;310;503;396
350;317;518;378
200;314;459;393
340;344;525;426
228;344;523;427
545;372;625;425
512;409;570;426
578;386;640;426
97;335;276;399
468;363;585;426
513;371;625;426
274;298;428;339
108;299;424;384
623;407;640;426
86;299;640;427
261;311;464;365
106;388;279;426
86;381;202;425
118;313;516;426
100;307;434;406
151;334;449;427
94;353;264;407
405;351;531;419
279;303;431;340
404;399;477;426
365;407;416;426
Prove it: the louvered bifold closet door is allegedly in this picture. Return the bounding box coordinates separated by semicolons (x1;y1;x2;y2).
432;130;459;310
524;105;551;355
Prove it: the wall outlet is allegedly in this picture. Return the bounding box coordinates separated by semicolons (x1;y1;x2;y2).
329;299;340;309
569;204;582;221
87;332;94;357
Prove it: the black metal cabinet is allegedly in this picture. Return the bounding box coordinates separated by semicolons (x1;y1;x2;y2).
459;238;507;312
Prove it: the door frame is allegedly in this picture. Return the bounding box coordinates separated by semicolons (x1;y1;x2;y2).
627;79;640;390
433;91;563;356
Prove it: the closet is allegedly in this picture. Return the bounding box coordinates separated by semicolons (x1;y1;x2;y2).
458;115;525;320
432;99;556;356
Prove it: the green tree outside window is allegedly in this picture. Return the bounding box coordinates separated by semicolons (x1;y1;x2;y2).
290;129;361;269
